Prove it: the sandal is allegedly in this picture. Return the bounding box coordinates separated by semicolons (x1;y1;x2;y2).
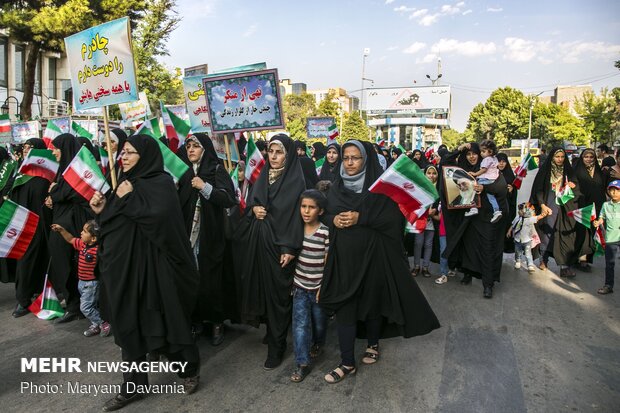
597;285;614;295
310;344;323;359
411;267;420;277
435;275;448;285
362;345;379;365
324;364;356;383
290;365;311;383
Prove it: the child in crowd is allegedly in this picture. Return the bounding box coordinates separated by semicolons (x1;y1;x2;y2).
434;203;457;284
411;165;439;277
593;180;620;295
51;220;110;337
465;139;503;223
290;190;329;383
507;203;547;273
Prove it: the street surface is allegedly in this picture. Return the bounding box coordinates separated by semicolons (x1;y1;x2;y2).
0;170;618;412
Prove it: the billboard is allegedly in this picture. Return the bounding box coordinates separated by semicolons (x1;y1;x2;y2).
364;86;451;115
306;117;335;139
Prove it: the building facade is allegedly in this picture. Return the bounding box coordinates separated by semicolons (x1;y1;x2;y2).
308;87;359;114
279;78;307;96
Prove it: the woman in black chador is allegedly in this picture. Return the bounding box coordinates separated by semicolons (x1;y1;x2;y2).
319;140;440;383
442;142;508;299
10;139;51;317
572;148;604;272
237;134;305;370
177;133;237;346
89;135;201;410
318;142;341;183
497;152;517;253
47;133;94;323
530;147;583;277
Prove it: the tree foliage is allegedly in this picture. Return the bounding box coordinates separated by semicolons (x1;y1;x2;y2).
341;111;370;142
575;88;618;146
282;93;316;140
0;0;147;120
441;128;467;150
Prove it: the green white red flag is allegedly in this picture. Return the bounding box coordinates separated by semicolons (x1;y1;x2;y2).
315;157;325;175
0;199;39;259
152;136;189;184
18;149;59;182
160;102;190;152
230;165;246;211
28;275;65;320
567;203;596;228
594;225;606;256
99;146;109;173
369;154;439;224
405;209;430;233
245;135;265;184
327;124;339;146
71;121;94;140
512;154;538;189
555;178;574;205
43;120;63;148
136;118;162;138
62;146;110;200
0;114;10;134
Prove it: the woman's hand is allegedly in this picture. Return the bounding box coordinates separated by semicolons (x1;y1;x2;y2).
116;180;133;198
89;191;107;214
334;211;359;229
541;204;552;216
253;206;267;220
280;253;295;268
44;196;53;209
473;183;483;193
507;184;513;193
567;181;576;189
191;176;206;190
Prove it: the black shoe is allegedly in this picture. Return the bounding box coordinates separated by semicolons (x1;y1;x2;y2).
182;375;200;395
55;310;84;324
102;393;143;411
263;356;283;370
211;324;224;346
483;286;493;299
460;274;472;285
12;304;30;318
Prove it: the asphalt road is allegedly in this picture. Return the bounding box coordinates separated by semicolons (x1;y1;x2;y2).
1;169;618;413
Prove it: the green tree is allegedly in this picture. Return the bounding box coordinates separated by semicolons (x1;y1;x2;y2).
282;93;316;140
576;88;617;146
531;101;588;148
341;111;370;142
0;0;147;120
316;90;341;127
441;128;467;150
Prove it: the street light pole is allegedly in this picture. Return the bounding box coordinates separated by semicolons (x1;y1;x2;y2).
360;48;370;116
527;91;544;153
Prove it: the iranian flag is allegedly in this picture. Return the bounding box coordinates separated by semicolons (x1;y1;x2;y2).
99;146;109;173
161;102;191;152
567;203;596;228
594;225;606;256
0;114;10;134
405;209;430;234
43;120;63;148
369;154;439;224
315;157;325;175
28;275;64;320
18;149;59;182
230;165;246;211
136;117;162;138
152;136;189;184
376;138;386;148
513;154;538;189
245;136;265;184
555;178;574;205
0;200;39;259
327;124;339;146
62;146;110;200
71;121;94;140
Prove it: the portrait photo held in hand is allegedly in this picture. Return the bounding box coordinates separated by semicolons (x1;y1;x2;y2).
443;166;481;209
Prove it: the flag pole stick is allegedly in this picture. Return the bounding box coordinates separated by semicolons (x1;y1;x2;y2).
102;106;117;189
223;133;233;173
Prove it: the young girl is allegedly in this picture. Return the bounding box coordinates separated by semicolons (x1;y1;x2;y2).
507;203;547;272
466;139;502;223
291;189;329;383
50;220;110;337
411;165;439;277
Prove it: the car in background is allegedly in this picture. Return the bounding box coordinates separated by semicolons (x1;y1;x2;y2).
498;147;540;168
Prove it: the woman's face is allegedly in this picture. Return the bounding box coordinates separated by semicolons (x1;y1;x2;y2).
326;147;339;164
342;145;364;176
237;165;245;181
498;159;507;170
52;145;61;162
414;152;421;160
425;168;438;183
268;142;286;169
121;142;140;172
22;143;33;158
553;150;565;166
466;150;479;165
185;139;204;163
582;151;596;166
102;139;118;154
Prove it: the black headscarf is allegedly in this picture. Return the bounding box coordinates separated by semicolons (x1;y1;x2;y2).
0;147;9;164
52;133;81;179
457;142;482;172
110;128;127;158
78;136;99;161
187;133;220;184
496;153;515;184
25;138;47;150
121;134;165;184
530;147;576;207
318;143;341;182
312;142;327;160
573;148;605;210
410;149;428;169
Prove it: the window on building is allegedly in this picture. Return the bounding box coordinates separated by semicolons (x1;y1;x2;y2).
15;44;25;91
48;58;57;99
0;37;7;87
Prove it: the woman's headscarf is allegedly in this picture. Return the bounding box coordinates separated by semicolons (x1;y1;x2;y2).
410;149;427;169
78;136;99;161
319;143;341;181
52;134;82;180
457;142;481;172
531;147;575;204
573;147;604;207
121;134;165;183
496;152;515;185
340;140;368;193
185;133;220;184
312;142;327;160
109;128;127;157
25;138;47;150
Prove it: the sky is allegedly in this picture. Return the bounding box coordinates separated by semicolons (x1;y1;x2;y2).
163;0;620;132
